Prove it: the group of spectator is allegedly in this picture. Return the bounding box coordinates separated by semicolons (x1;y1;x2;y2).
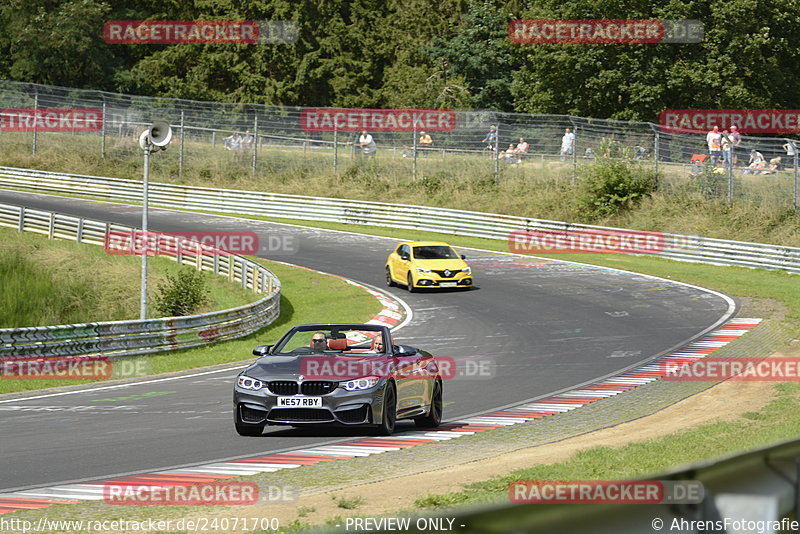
698;125;798;176
223;130;254;151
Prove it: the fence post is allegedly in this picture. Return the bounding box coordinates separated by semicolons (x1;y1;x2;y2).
333;124;338;175
179;110;185;178
569;119;578;186
18;206;25;232
413;125;418;181
101;97;107;159
494;124;500;183
794;142;798;210
252;115;259;174
32;91;38;155
212;131;216;148
654;129;660;183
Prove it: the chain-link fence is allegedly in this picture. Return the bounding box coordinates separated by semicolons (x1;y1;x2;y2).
0;80;797;209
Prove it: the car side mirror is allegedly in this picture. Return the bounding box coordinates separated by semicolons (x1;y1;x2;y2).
461;254;466;259
400;253;410;261
253;345;272;356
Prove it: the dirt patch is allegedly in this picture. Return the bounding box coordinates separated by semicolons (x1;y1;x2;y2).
173;341;798;529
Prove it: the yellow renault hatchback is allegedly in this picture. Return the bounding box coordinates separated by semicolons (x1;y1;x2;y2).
385;241;473;292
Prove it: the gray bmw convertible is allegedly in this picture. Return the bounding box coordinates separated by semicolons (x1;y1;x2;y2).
233;323;444;436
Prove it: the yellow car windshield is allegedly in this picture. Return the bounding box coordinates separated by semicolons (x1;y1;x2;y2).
412;246;457;259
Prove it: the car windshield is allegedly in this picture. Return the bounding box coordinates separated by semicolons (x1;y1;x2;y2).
273;327;387;355
412;245;458;260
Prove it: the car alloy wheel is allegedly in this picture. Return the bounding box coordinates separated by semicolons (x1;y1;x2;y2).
376;382;397;435
385;266;396;287
407;272;415;293
414;380;442;428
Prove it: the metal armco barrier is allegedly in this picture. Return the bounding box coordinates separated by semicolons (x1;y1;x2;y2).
0;202;281;359
1;165;798;274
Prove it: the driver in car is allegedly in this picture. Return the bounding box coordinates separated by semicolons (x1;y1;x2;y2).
310;332;327;350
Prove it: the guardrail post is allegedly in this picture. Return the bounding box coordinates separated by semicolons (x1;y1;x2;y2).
176;239;183;265
228;255;235;281
241;262;248;289
48;212;55;239
196;243;202;270
179;110;185;178
213;253;220;274
18;206;24;232
268;275;273;294
211;131;216;148
77;217;84;242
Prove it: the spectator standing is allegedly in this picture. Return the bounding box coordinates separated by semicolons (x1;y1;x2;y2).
241;129;254;151
560;128;575;161
721;130;732;166
706;126;722;164
419;131;432;157
729;125;741;164
783;140;797;165
482;126;497;154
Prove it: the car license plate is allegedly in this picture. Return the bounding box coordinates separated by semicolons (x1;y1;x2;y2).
277;396;322;407
440;282;457;288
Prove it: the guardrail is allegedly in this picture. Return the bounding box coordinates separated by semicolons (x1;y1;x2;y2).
0;202;281;359
1;165;799;274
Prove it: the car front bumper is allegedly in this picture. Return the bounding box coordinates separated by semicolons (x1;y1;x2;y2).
233;381;389;426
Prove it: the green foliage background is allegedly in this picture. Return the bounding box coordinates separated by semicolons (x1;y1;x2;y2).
1;0;798;119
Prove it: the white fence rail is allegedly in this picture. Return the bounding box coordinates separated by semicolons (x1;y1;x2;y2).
0;202;281;359
1;165;799;275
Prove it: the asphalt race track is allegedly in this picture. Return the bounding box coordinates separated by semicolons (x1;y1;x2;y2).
0;190;735;492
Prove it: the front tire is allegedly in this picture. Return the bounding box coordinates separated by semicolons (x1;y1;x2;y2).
385;266;396;287
375;383;397;435
414;380;442;428
234;407;265;436
407;272;415;293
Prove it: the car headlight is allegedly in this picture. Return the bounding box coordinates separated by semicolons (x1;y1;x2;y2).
237;375;266;391
417;268;432;274
341;377;380;391
462;267;471;274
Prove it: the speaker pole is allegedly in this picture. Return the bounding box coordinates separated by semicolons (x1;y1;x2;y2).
140;142;150;320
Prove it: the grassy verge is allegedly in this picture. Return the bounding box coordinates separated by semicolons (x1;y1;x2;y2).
413;382;800;511
0;226;259;328
1;133;798;246
0;256;383;395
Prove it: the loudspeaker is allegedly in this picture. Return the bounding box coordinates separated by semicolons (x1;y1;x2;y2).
138;121;173;151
